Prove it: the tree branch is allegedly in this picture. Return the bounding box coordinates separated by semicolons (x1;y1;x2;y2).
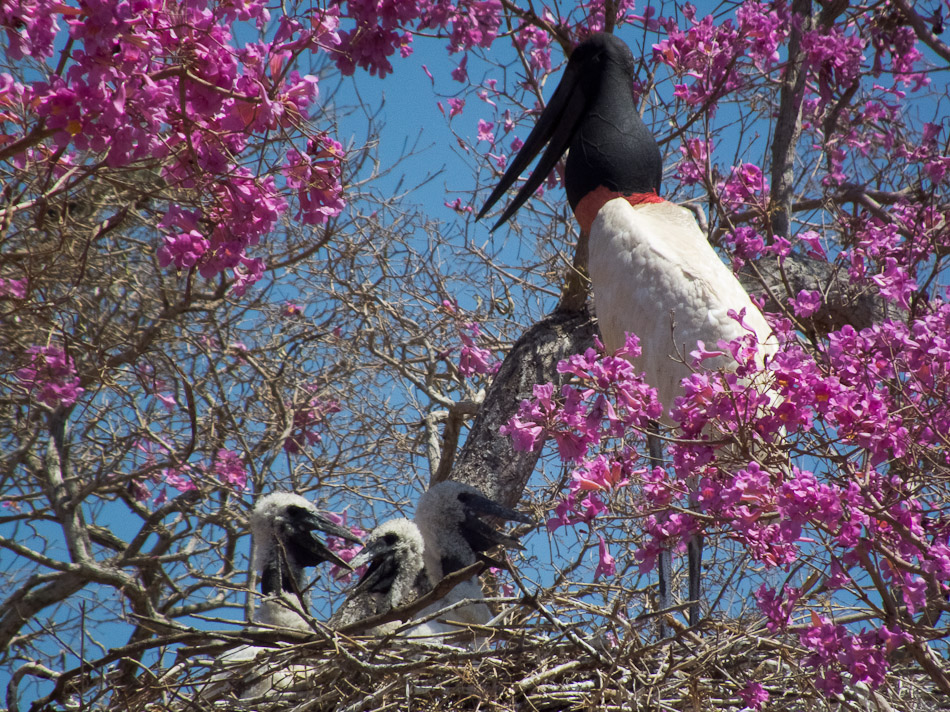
449;305;597;507
892;0;950;64
768;0;812;240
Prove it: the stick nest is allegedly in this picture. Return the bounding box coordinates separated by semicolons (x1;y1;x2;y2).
112;591;945;712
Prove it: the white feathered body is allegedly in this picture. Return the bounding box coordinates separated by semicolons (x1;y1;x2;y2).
412;481;530;646
588;199;776;413
329;518;431;637
413;514;491;643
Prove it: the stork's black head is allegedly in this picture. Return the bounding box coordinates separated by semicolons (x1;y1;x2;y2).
348;518;425;596
252;492;362;596
415;481;534;576
478;32;662;230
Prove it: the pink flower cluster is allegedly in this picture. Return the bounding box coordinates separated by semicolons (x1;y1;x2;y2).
502;334;662;462
800;23;867;110
501;335;662;576
721;227;797;269
284;135;346;226
675;138;711;186
3;0;358;298
844;202;943;312
130;442;250;502
16;345;84;409
455;322;498;377
654;3;786;110
513;24;552;74
500;296;950;694
211;449;248;491
569;0;639;35
0;277;27;299
718;163;768;212
795;617;912;695
440;300;500;378
284;391;341;455
161;465;196;495
738;682;769;710
162;449;248;494
331;0;502;79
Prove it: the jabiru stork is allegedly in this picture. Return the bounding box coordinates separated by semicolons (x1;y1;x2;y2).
328;517;431;635
477;33;776;628
201;492;361;701
414;481;533;645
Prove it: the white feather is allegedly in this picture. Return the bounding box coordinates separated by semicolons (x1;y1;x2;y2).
198;493;329;702
329;518;430;636
588;199;777;413
413;481;529;646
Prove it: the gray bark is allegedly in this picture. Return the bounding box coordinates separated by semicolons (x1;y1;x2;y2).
442;304;597;507
768;0;812;240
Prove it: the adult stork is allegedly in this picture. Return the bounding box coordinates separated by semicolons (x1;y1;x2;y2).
477;33;776;627
201;492;360;701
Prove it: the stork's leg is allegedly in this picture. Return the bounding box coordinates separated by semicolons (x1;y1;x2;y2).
647;422;672;634
687;529;703;626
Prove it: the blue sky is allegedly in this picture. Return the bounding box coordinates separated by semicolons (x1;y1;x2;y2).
7;2;949;705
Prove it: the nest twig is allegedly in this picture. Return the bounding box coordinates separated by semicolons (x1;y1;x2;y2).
94;586;945;712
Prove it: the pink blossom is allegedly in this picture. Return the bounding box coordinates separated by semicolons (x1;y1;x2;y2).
476;119;495;144
801;25;866;109
738;682;769;710
0;277;27;299
676;138;711;186
451;54;469;83
500;415;544;452
798;230;827;260
754;583;800;632
572;455;630;492
447;97;465;118
17;345;84;408
722;227;765;267
870;257;917;311
457;322;499;376
719;163;768;211
444;0;501;53
445;197;474;214
735;2;786;70
653;11;744;108
791;289;823;318
158;231;209;270
514;23;551;72
211;449;247;491
283;134;346;226
594;535;616;579
163;466;196;493
284;391;340;454
155;392;177;412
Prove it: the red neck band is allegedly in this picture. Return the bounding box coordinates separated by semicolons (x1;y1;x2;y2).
574;186;664;233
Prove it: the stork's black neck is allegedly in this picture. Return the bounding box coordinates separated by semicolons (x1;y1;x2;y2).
443;550;473;575
261;555;294;596
260;544;309;597
564;50;662;209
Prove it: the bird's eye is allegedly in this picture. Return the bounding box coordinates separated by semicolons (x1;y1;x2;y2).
286;505;306;518
383;533;398;546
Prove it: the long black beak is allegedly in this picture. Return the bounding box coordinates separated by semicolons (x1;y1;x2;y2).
476;56;589;231
348;537;389;570
287;509;362;571
348;537;399;595
457;491;535;553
